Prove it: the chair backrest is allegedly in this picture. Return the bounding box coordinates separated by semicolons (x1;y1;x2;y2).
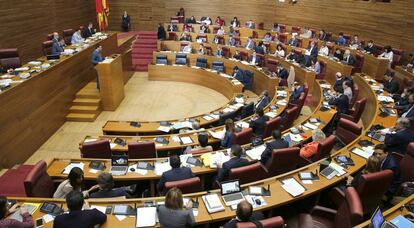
296;38;303;48
265;58;279;72
47;33;54;40
357;170;393;214
252;30;258;39
42;41;53;56
310;28;317;38
80;139;112;158
265;147;300;176
234;128;253;145
278;34;287;44
333;187;363;227
236;216;285;228
24;161;54;197
164;177;202;194
212;61;225;72
399;142;414;182
281;106;299;131
258;22;264;30
222;46;230;58
63;29;74;45
175;53;187;65
291;26;301;34
156;55;167;64
350;97;367;123
279;24;286;33
189;148;212;155
219;110;238;125
392;48;404;68
353;53;365;74
196;58;208;68
313;135;336;161
196;34;208;42
263;117;282;138
234;30;241;37
317;60;327;80
229;163;267;185
168;32;177;40
350;84;359;108
343;34;352;45
128;141;157;159
240;51;249;61
324;32;332;41
373;44;384;56
240;102;255;119
0;48;21;70
326;43;335;55
335;118;362;145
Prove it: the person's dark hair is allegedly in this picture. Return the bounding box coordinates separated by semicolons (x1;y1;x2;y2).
231;144;243;157
258;41;263;46
236;201;253;222
197;133;209;147
0;196;7;219
233;66;239;71
97;172;114;190
256;107;264;116
96;44;102;49
66;191;84;211
273;23;279;28
368;40;374;43
272;130;281;139
339;32;344;36
344;80;352;88
385;45;392;52
68;167;84;191
374;144;388;153
169;155;181;168
263;90;269;97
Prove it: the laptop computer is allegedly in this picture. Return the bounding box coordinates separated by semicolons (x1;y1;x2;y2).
371;207;397;228
220;180;245;206
109;155;129;176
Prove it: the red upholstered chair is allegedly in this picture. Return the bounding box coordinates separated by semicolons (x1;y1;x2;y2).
222;46;230;58
240;51;249;61
278;34;287;44
399;143;414;182
374;44;384;56
233;128;253;145
343;34;351;45
216;35;225;45
213;26;219;34
264;43;270;53
42;41;53;56
279;24;286;33
164;177;202;194
252;31;258;39
234;30;241;37
310;28;317;38
312;135;336;162
80;139;112;158
335;118;362;145
403;77;413;91
352;53;364;74
326;43;334;55
0;48;21;71
205;46;213;55
234;37;241;46
63;29;74;45
228;163;267;185
281;106;299;131
299;187;363;228
236;216;285;228
168;32;177;40
258;22;264;30
47;33;54;40
263;117;282;138
128;141;157;159
24;161;54;197
350;84;359;107
293;48;302;57
263;147;300;177
317;60;327;80
391;48;404;68
189;148;212;155
340;97;366;123
324;32;332;41
291;26;301;34
297;38;303;48
265;58;279;72
196;34;208;42
303;83;309;96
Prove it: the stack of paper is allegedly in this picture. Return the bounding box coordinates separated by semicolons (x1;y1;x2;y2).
202;115;214;121
202;194;225;213
351;146;374;159
304;122;318;130
246;145;266;160
180;136;193;144
377;95;394;102
63;162;85;174
281;178;305;197
157;126;171;133
209;130;225;140
265;112;277;118
222;107;235;113
136;207;157;227
154;162;172;176
209;152;230;168
276;100;287;106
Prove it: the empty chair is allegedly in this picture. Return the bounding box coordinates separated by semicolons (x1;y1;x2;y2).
156;55;168;64
392;48;404;68
42;40;54;56
312;135;336;162
340;97;366;123
278;34;287;44
24;161;54;197
291;26;301;34
168;32;177;40
80;139;112;158
299;187;363;228
196;58;208;68
128;141;157;159
296;38;303;48
352;53;364;74
335;118;362;145
212;61;225;72
242;70;254;90
0;48;21;71
263;147;300;177
281;106;299;131
233;128;253;145
240;102;255;119
164;177;202;194
374;44;384;56
258;22;264;30
263;117;282;138
62;29;74;45
219;110;238;125
228;163;267;185
350;84;359;107
236;216;285;228
326;43;335;55
222;46;230;58
398;142;414;183
175;53;187;65
240;51;249;61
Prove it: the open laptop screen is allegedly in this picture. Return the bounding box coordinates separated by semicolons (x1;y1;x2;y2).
371;207;385;228
221;180;240;195
111;155;128;166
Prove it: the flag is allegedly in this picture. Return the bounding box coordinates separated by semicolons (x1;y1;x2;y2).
96;0;109;31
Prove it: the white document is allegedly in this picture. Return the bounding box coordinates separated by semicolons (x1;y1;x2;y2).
377;95;394;102
43;214;54;223
203;115;214;121
237;121;250;129
210;152;230;168
180;136;193;144
90;205;107;214
89;168;99;174
202;194;225;213
235;97;244;103
110;143;117;149
281;178;306;197
63;162;85;174
320;84;331;89
154;161;172;176
302;180;313;185
136;207;157;227
116;215;126;221
157;126;171;133
249;186;263;195
276;90;288;96
265;112;277;118
209;130;225;140
222;107;235;113
329;163;347;176
276;100;287;106
304;122;318;130
246;145;266;160
84;138;98;143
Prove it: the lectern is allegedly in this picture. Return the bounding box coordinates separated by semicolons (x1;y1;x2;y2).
95;54;125;111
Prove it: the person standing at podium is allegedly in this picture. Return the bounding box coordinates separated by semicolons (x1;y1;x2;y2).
92;45;104;90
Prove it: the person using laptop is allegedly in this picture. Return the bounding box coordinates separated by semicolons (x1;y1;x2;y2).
157;187;195;228
223;200;264;228
89;173;129;198
0;196;33;228
157;155;195;194
54;191;107;228
216;145;249;182
53;167;99;198
260;130;289;165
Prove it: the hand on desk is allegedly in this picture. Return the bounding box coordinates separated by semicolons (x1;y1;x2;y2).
8;204;19;214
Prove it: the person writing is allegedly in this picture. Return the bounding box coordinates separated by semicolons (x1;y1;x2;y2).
0;196;33;228
157;187;195;228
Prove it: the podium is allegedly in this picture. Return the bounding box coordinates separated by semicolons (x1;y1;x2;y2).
96;54;125;111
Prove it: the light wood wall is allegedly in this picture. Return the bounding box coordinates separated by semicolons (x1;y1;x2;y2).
0;0;96;63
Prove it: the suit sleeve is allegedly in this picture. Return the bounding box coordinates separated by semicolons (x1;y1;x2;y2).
92;209;107;225
260;144;272;164
186;209;196;226
216;162;230;182
157;173;166;193
384;133;398;147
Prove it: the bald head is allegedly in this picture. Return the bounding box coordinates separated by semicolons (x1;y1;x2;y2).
236;200;253;222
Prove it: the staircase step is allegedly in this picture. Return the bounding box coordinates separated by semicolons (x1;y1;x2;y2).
73;98;100;106
66;113;98;122
69;105;101;114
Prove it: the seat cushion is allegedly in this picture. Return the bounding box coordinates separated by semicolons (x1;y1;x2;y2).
299;213;333;228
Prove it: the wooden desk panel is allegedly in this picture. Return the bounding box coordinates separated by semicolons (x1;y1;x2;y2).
318;55;353;84
395;66;414;91
361;53;389;81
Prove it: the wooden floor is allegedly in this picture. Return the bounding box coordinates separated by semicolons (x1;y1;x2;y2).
24;72;234;164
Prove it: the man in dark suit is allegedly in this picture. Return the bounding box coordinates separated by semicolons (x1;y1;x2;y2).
216;145;249;182
288;34;299;47
223;200;264;228
249;108;269;137
364;40;377;55
276;65;289;81
54;191;107;228
291;83;305;102
260;130;289;165
84;22;95;38
374;144;402;196
328;87;349;116
89;173;129;198
401;94;414;118
307;41;318;60
385;117;414;154
383;72;400;94
255;90;271;110
232;66;245;82
254;41;265;55
157;155;195;193
248;51;261;66
333;72;353;93
52;38;65;55
342;50;355;66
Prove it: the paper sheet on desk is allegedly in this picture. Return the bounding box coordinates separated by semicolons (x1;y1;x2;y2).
43;214;54;223
90;205;107;214
180;136;193;144
281;178;305;197
155;162;172;176
110;143;117;149
277;100;287;106
246;145;266;160
351;146;374;159
265;112;277;118
136;207;157;227
237;121;250;129
223;107;235;113
157;126;171;133
210;152;230;168
235;97;244;103
304;122;318;130
84;138;98;143
203;115;214;121
63;162;85;174
377;95;394;102
209;130;225;140
277;91;288;96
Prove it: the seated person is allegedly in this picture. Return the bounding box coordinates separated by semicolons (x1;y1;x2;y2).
260;130;289;164
249;107;269;137
179;32;191;41
364;40;377;54
157;23;166;40
276;65;289;81
167;22;177;32
333;48;343;61
401;94;414;118
313;59;321;75
185;133;213;153
263;33;273;42
183;23;192;32
231;17;240;28
336;32;347;46
84;22;95;38
245;37;255;50
274;44;285;57
385;117;414;155
52;38;65;55
333;72;353;92
300;55;313;67
307;41;318;60
187;16;196;24
342;49;355;66
221;119;236;148
346;155;381;189
343;80;353;103
379;45;394;66
157;155;195;193
54;167;99;198
408;56;414;68
288;34;299;47
216;46;224;57
286;51;300;62
383;71;400;94
232;50;242;60
228;35;237;46
54;191;107;228
300;129;326;158
248;51;261;66
157;188;195;228
318;41;329;56
395;87;414;110
89;173;129;198
201;17;212;25
216;145;249;182
182;43;192;54
291;82;305;102
215;16;225;26
245;20;255;29
197;44;205;55
318;29;327;40
272;23;280;33
216;26;225;35
223;200;264;228
255;41;266;55
300;27;312;39
350;35;361;48
199;24;208;33
328;87;349;116
255;90;271;110
232;66;244;81
0;196;33;227
373;144;402;197
71;29;84;44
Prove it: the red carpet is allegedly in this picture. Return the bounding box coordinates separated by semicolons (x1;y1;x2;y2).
131;31;158;71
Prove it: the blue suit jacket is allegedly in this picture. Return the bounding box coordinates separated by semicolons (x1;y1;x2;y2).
344;55;355;66
328;94;349;115
308;45;318;59
337;37;347;46
288;38;298;47
216;157;249;182
381;155;402;194
248;56;261;65
260;139;289;165
255;46;265;55
277;68;289;80
249;115;270;137
292;86;305;101
54;209;106;228
52;41;64;55
92;49;103;65
157;167;194;192
233;70;245;82
385;128;414;154
221;131;235;148
255;96;271;110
